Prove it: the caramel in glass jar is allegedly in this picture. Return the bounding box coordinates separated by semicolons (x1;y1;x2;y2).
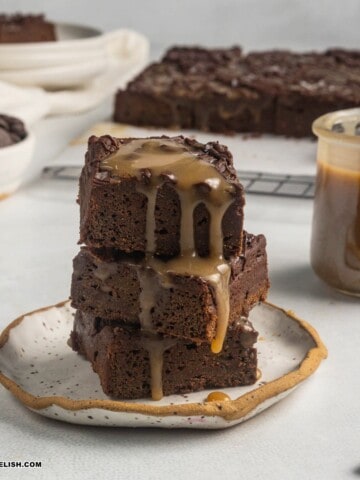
311;109;360;296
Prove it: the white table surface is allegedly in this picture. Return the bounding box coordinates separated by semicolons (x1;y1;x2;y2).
0;100;359;480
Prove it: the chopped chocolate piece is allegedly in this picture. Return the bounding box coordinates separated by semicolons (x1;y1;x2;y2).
0;113;27;148
0;14;56;43
71;309;258;400
114;46;360;137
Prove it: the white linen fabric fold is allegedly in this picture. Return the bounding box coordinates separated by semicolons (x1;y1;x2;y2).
0;29;149;126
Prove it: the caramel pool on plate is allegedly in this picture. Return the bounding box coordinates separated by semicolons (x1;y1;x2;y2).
311;109;360;296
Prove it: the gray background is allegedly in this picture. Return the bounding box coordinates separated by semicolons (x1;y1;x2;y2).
0;0;359;54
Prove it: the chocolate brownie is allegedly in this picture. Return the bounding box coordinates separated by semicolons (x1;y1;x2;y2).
0;14;56;43
71;309;258;400
114;46;360;137
71;232;269;343
71;131;271;400
0;114;27;148
78;135;245;258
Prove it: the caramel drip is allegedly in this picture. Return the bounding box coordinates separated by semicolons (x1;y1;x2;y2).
205;391;231;402
101;138;235;257
133;253;231;399
209;263;231;354
141;336;176;401
101;139;236;398
101;139;234;204
149;254;231;354
137;266;177;400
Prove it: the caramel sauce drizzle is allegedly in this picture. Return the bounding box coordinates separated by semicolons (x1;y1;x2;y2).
149;255;231;355
101;139;235;399
141;336;177;401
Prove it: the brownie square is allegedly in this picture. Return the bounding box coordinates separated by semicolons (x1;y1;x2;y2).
71;232;269;343
78;134;245;259
71;309;258;400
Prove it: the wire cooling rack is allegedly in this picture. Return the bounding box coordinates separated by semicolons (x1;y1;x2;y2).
239;170;315;198
42;166;316;199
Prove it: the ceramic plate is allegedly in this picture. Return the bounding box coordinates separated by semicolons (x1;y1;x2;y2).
0;301;326;429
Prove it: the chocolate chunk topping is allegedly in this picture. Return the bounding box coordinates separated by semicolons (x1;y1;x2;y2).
0;114;27;148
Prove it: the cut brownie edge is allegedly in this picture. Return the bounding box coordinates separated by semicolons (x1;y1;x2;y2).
71;309;258;400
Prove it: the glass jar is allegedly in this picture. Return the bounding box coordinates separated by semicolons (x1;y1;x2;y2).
311;108;360;297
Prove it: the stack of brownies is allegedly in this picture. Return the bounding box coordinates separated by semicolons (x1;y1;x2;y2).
70;134;269;400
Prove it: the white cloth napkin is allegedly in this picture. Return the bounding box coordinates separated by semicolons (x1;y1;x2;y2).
0;29;149;126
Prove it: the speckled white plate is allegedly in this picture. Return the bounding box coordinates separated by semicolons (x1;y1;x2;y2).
0;301;326;429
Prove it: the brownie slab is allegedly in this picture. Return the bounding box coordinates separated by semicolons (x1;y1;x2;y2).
71;309;258;400
71;232;269;343
0;14;56;43
114;46;360;137
78;134;245;258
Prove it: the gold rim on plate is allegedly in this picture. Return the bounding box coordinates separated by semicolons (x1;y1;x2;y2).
0;301;327;422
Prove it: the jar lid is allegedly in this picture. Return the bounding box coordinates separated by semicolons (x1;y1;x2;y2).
312;108;360;146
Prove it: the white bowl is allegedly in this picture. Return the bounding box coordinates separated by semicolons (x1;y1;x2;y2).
0;60;107;89
0;24;149;89
0;131;35;199
0;23;104;69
